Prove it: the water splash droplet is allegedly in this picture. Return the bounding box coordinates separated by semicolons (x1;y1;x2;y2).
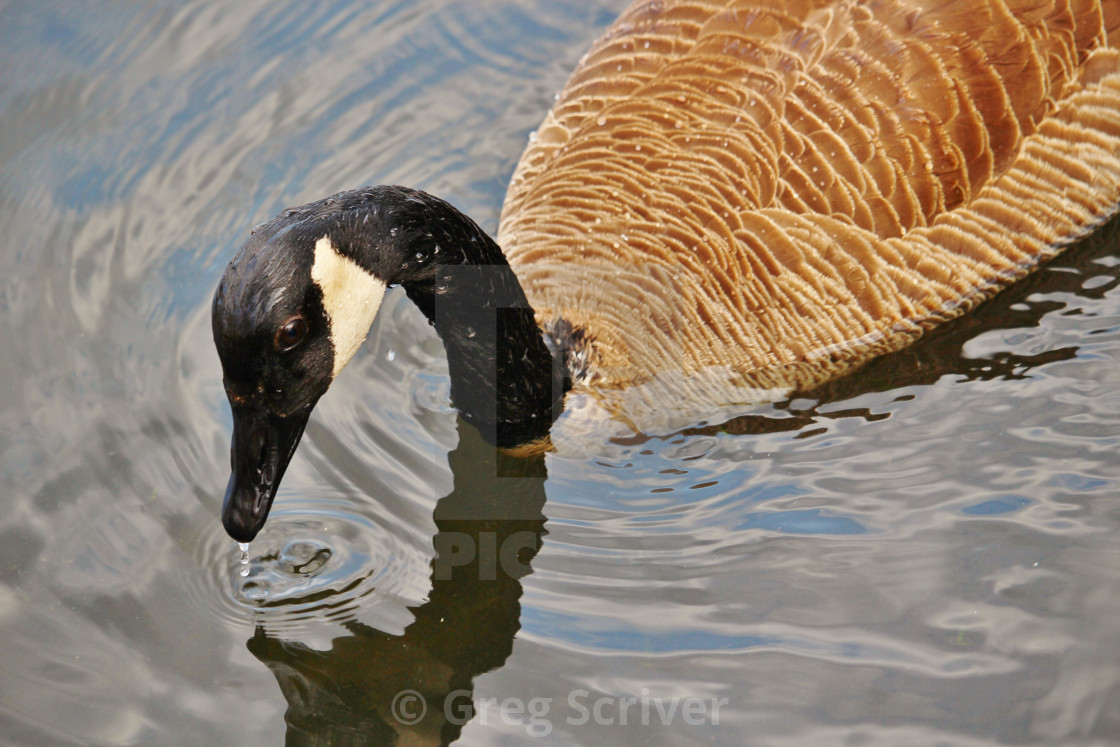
238;542;251;576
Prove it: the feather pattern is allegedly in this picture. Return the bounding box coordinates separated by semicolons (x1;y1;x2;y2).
499;0;1120;417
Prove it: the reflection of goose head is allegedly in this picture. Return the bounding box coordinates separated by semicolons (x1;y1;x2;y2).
213;0;1120;541
246;422;548;744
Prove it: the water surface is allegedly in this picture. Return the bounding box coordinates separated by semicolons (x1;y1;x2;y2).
2;1;1119;744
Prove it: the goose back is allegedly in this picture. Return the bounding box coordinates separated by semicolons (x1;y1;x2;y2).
498;0;1120;418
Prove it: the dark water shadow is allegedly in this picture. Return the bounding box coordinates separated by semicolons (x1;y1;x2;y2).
668;214;1120;441
247;420;547;746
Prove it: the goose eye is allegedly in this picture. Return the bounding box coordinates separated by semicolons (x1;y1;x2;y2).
275;316;308;351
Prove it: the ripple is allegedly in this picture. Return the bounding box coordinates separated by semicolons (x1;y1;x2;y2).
232;519;382;613
189;495;429;640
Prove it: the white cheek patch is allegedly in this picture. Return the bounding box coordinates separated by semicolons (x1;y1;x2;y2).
311;235;387;378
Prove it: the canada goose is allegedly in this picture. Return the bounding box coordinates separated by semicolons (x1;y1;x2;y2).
213;0;1120;542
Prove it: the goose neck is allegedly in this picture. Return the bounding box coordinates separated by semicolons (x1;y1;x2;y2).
351;187;568;446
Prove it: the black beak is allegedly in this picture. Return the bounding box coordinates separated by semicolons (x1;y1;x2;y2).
222;405;311;542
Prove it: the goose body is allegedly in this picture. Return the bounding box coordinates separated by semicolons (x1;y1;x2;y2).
501;0;1120;411
213;0;1120;541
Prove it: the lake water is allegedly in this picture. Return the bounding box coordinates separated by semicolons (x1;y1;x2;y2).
2;1;1119;744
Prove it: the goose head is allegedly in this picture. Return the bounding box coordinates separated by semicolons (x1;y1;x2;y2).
212;187;561;542
212;200;395;542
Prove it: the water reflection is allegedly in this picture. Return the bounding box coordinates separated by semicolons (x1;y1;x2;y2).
246;420;547;745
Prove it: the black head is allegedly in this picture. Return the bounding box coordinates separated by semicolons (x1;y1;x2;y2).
212;195;394;542
210;185;555;541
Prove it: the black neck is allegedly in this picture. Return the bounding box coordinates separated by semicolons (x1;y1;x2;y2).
325;186;567;446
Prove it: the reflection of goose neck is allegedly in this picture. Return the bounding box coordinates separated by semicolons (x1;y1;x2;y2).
246;421;549;745
366;187;568;447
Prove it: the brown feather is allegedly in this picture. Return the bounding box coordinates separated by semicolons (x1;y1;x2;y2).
498;0;1120;424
